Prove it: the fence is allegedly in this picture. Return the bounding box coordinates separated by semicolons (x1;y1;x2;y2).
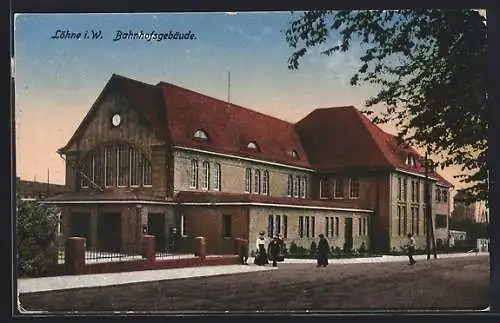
56;235;244;275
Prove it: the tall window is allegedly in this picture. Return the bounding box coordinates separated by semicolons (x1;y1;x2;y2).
435;214;447;228
358;218;362;236
320;178;329;198
254;170;261;194
299;216;304;238
143;155;152;186
335;217;339;236
349;177;360;198
311;216;315;238
222;215;232;237
190;160;198;189
436;188;442;202
117;143;129;187
411;206;419;235
262;170;269;195
398;205;402;236
403;205;408;235
398;177;402;200
293;176;299;198
214;163;221;191
410;180;416;202
416;181;420;202
268;215;274;238
202;161;210;190
334;178;343;198
130;148;141;187
325;217;329;237
305;216;310;237
275;215;281;235
403;179;408;201
245;168;252;193
104;145;115;187
300;176;307;198
287;174;293;197
283;215;288;238
443;189;448;203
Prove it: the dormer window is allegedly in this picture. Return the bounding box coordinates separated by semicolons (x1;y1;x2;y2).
247;141;259;151
288;150;299;159
405;154;417;167
193;129;209;140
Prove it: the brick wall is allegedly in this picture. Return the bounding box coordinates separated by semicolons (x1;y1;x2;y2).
179;205;248;254
172;149;314;198
249;206;371;251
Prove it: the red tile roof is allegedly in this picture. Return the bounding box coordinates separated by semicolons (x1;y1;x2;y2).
158;81;311;168
296;107;453;187
61;74;452;187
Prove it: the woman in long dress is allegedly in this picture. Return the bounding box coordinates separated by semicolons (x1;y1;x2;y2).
254;231;269;266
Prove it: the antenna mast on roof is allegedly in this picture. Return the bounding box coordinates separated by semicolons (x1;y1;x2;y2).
227;71;231;104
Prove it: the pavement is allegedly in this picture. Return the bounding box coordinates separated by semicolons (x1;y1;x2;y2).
17;252;488;294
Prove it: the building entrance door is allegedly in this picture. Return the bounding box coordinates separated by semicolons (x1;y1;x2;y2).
70;213;91;244
344;217;353;251
148;213;166;252
98;213;121;252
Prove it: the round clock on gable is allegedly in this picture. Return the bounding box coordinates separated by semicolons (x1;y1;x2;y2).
111;114;121;127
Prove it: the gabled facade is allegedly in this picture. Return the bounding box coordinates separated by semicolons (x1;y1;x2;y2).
45;74;452;254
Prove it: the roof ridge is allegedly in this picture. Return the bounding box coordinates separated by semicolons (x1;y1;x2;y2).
158;81;296;126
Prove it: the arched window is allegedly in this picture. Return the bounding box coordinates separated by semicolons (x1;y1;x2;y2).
245;168;252;193
247;141;259;151
288;150;299;159
79;142;152;189
214;163;221;191
287;174;293;197
202;161;210;190
190;160;198;189
193;129;209;140
254;170;261;194
262;170;269;195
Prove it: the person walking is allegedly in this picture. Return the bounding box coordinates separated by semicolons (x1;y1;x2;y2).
407;233;417;265
268;235;281;267
254;231;269;266
317;234;330;267
240;239;249;265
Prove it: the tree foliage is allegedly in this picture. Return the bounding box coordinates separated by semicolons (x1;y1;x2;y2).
284;10;487;202
17;197;60;277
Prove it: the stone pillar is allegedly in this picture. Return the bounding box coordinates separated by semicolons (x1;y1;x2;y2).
65;237;86;275
194;236;206;260
142;235;156;265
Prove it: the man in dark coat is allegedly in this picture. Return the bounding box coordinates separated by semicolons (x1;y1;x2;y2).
268;235;281;267
317;234;330;267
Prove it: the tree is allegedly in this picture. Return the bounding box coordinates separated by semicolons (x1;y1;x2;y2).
17;197;60;277
284;10;487;202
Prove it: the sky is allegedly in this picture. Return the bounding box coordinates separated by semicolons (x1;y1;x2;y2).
13;11;473;197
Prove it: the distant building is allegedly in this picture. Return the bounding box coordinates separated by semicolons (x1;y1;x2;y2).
453;191;488;223
16;177;68;200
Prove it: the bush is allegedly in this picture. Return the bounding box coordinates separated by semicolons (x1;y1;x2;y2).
17;198;60;277
289;242;298;255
